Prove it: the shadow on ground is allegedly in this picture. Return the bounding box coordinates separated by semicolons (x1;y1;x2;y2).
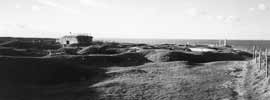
0;56;118;100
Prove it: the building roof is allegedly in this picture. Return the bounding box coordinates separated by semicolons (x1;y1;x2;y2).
61;35;76;39
60;35;93;39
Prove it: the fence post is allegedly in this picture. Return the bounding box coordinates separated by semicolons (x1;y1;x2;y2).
259;49;262;70
219;40;221;47
48;50;52;56
255;50;257;63
253;46;256;59
266;49;268;77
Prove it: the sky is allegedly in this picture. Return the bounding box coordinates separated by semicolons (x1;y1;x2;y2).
0;0;270;40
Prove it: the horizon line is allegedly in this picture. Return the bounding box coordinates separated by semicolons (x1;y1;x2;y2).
1;36;270;41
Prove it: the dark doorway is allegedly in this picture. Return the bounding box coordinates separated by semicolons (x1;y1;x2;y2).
66;41;70;44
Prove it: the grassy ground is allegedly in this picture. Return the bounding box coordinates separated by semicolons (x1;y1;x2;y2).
237;60;270;100
93;61;246;100
0;37;254;100
0;57;248;100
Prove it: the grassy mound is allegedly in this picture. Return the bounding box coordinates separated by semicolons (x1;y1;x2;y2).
0;56;106;85
1;40;60;50
56;47;81;55
0;53;149;85
66;53;150;67
77;45;126;55
0;52;149;100
142;49;252;63
0;56;109;100
0;46;48;57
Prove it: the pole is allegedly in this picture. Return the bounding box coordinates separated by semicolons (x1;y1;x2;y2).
259;49;262;70
219;40;221;47
224;39;227;46
255;50;257;63
253;46;256;59
266;49;268;77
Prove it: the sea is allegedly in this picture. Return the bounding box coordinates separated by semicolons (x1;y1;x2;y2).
96;38;270;52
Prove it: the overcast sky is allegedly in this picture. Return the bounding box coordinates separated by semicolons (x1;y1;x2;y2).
0;0;270;39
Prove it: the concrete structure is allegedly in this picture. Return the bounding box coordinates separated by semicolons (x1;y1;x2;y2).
58;34;93;46
189;47;216;52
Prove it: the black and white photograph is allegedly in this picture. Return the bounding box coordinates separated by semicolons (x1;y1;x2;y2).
0;0;269;100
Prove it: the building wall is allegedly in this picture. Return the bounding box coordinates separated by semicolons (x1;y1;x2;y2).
58;35;93;45
59;37;78;45
76;36;93;44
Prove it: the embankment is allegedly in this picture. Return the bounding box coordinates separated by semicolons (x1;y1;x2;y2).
0;55;110;100
141;49;252;63
0;52;150;85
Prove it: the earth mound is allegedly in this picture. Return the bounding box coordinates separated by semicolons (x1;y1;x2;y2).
0;46;48;57
1;40;60;50
77;45;126;55
66;52;151;67
142;49;252;63
0;56;106;85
